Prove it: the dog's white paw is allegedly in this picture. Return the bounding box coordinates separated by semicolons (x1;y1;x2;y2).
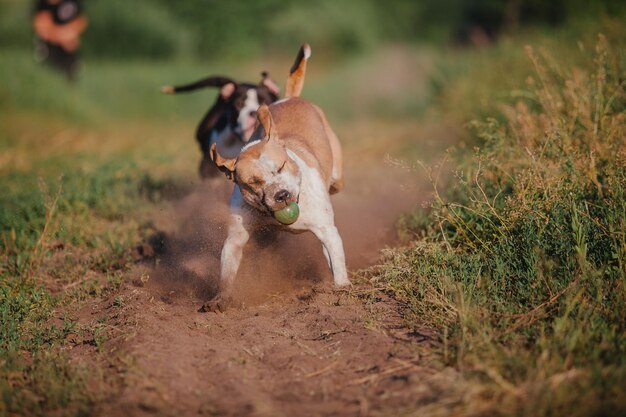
333;277;352;287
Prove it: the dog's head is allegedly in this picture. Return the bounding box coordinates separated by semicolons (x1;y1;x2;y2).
219;73;280;142
163;72;280;143
210;104;301;215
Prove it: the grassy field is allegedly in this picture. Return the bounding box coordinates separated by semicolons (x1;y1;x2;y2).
1;11;625;417
370;21;626;417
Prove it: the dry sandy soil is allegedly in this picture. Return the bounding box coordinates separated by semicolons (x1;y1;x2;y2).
68;119;458;416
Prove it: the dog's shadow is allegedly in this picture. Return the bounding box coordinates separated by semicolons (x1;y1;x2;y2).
139;180;330;308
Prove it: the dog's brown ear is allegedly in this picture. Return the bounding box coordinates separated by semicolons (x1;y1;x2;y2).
260;71;280;97
210;143;236;180
257;104;278;142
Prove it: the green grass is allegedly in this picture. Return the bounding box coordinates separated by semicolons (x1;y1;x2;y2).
0;51;203;416
0;154;169;416
369;31;626;416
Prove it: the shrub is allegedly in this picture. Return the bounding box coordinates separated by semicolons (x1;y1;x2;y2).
373;34;626;415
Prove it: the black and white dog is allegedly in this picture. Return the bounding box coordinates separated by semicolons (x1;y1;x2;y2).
161;72;280;179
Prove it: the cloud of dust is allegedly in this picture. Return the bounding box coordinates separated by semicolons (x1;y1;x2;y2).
144;160;427;307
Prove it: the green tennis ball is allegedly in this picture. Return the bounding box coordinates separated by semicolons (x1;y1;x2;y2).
274;201;300;225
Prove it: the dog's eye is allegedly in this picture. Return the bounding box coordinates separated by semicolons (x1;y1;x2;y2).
250;177;265;186
277;161;286;173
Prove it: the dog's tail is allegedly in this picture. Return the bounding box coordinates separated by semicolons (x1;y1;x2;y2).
160;76;235;94
285;43;311;98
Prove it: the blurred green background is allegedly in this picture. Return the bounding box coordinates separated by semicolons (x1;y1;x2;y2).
1;0;623;127
1;0;622;60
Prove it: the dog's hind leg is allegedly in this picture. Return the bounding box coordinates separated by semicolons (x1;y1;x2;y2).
313;105;344;194
326;124;344;195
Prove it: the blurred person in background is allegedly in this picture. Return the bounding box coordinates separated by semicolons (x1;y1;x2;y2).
33;0;88;81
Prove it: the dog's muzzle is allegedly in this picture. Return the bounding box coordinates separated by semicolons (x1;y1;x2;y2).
267;189;299;213
274;189;291;204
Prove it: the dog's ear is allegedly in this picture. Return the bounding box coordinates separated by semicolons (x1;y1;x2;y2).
220;82;236;99
257;104;278;142
210;143;236;180
260;71;280;97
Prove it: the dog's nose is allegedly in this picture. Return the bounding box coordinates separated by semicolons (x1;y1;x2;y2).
274;190;291;203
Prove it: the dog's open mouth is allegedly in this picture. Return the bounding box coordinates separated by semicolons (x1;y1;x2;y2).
261;194;300;216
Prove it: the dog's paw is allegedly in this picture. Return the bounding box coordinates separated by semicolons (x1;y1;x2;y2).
198;295;234;313
198;297;230;313
333;278;352;288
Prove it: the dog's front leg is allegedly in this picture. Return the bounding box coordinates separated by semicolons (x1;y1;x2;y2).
199;212;249;313
312;225;350;287
220;212;249;293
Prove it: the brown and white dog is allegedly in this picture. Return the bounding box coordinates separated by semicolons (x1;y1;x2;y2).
161;72;280;179
209;44;349;307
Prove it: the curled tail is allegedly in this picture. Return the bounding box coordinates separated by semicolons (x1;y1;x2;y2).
285;43;311;98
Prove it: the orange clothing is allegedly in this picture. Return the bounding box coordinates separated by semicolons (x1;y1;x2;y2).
33;0;87;52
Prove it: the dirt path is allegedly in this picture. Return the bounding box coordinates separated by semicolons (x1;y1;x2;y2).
91;282;441;417
74;120;455;416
